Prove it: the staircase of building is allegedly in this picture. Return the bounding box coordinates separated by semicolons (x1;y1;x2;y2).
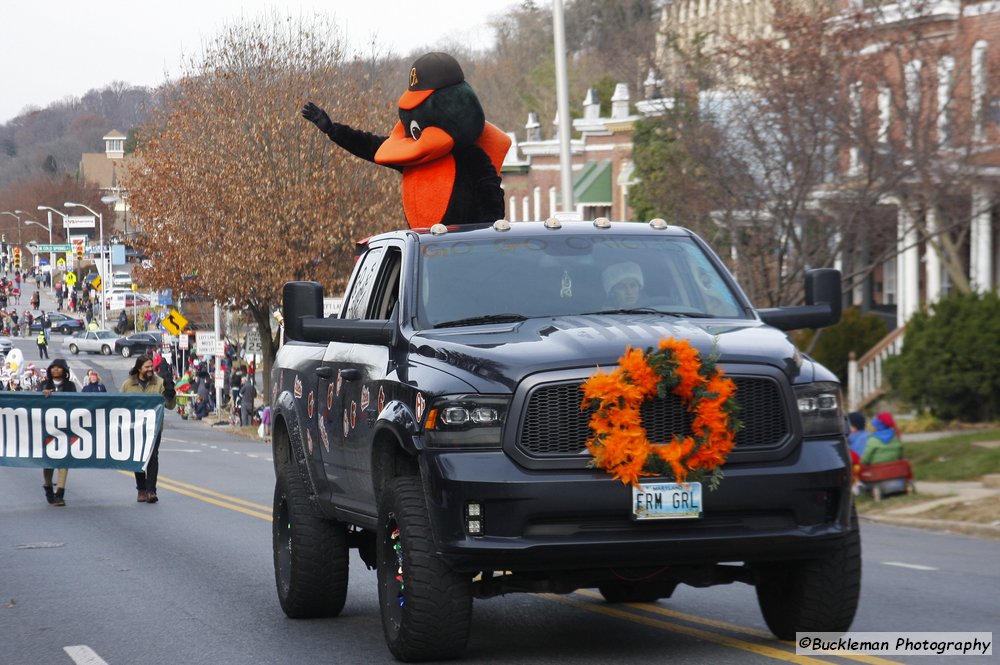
846;325;906;411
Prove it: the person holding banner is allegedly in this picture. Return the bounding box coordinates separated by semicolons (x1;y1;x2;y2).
38;358;77;506
121;355;176;504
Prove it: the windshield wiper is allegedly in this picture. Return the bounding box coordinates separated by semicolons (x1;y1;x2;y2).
432;313;528;329
582;308;714;318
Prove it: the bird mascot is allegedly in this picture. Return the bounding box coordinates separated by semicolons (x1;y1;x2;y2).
302;52;511;228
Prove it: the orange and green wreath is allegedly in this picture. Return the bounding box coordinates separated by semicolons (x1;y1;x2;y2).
580;337;741;489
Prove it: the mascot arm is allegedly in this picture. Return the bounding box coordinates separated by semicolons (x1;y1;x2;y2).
325;123;396;167
465;146;505;221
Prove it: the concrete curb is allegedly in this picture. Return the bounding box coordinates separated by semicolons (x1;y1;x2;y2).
860;513;1000;539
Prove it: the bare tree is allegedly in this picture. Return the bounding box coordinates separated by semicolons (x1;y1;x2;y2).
123;13;402;398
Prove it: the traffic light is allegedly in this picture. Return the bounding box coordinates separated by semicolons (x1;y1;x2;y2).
13;246;21;269
75;242;84;262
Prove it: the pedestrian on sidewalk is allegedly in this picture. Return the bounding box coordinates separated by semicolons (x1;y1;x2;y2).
120;355;176;504
38;358;76;506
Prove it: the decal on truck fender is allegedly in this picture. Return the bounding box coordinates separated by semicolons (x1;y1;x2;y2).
318;419;330;452
415;392;425;422
378;386;385;413
307;391;315;419
306;429;314;456
293;376;303;399
343;410;349;438
360;385;370;410
350;401;357;429
327;384;335;412
336;369;343;396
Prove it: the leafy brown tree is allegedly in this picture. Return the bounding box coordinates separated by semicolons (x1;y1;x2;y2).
123;15;401;398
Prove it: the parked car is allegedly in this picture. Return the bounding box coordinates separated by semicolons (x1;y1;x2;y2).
105;290;152;311
112;271;133;287
0;336;13;355
29;312;86;335
114;331;163;358
62;329;120;356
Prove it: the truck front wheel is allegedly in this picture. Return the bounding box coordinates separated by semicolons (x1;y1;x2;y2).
754;517;861;640
272;468;349;618
377;476;472;661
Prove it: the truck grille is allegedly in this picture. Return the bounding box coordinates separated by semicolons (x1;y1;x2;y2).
517;376;788;457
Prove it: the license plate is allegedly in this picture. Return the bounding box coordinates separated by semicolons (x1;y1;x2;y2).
631;481;702;520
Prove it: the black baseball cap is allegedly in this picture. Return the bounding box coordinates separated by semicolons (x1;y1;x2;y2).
398;52;465;110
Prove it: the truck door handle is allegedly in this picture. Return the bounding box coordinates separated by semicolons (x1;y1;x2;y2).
340;368;362;381
316;367;334;380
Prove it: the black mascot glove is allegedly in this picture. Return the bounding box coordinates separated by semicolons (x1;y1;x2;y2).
302;102;335;135
162;376;176;401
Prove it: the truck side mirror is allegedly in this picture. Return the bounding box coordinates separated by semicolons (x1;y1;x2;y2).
758;268;842;331
283;282;324;342
805;268;842;324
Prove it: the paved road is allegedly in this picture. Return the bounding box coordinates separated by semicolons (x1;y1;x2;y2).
2;407;998;665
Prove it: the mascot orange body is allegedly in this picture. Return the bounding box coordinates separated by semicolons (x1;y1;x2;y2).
303;52;511;228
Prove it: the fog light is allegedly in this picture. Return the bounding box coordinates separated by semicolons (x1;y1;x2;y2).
465;503;483;535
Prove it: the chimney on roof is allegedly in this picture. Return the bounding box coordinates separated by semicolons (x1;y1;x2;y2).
611;84;630;119
582;88;600;120
525;112;542;142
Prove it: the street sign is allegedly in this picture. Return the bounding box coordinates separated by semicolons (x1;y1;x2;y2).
246;328;262;354
195;331;216;356
64;215;96;229
64;272;77;287
90;275;102;290
178;333;189;350
36;244;73;252
161;308;188;336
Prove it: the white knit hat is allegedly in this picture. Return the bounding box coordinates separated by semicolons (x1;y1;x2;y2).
602;261;644;294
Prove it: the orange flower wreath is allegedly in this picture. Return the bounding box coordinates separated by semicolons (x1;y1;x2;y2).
580;338;741;489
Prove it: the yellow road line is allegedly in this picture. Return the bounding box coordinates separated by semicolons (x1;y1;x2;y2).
545;593;832;665
573;590;905;665
115;471;271;520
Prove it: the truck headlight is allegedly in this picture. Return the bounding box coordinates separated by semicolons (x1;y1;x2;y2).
424;395;509;449
794;382;844;437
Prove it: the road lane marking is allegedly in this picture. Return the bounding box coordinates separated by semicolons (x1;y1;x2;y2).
881;561;938;571
560;589;901;665
546;593;831;664
115;472;271;520
64;645;110;665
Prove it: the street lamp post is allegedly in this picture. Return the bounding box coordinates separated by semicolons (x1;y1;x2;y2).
1;210;24;246
23;216;55;297
64;201;107;329
37;206;69;298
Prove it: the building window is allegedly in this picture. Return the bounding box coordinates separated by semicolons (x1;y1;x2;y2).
883;258;897;305
877;84;891;144
937;55;954;147
905;60;923;149
849;81;862;175
972;40;988;142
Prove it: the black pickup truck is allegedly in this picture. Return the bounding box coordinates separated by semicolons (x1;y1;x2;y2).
270;219;859;662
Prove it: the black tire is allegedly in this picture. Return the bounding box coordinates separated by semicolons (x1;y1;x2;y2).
754;514;861;640
101;345;112;355
598;580;674;604
69;344;79;354
272;467;349;618
377;476;472;661
121;346;132;358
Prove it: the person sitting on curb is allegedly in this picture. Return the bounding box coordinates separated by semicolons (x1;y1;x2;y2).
861;412;903;466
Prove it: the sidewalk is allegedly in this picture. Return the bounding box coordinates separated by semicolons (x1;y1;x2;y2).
859;475;1000;539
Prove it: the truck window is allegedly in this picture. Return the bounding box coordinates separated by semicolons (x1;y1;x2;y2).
344;246;385;320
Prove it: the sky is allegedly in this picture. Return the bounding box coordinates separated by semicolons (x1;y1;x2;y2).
0;0;522;125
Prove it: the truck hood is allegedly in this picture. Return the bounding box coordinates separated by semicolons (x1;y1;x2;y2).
407;314;803;392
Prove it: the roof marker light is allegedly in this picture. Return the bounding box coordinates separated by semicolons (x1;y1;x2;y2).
544;217;562;229
593;217;611;229
429;223;448;235
492;219;511;231
649;218;669;230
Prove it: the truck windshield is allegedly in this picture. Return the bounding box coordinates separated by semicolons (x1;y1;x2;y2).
416;234;747;329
